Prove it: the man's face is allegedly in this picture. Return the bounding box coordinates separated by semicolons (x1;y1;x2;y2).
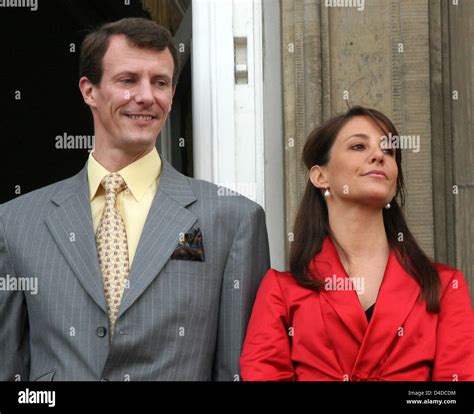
81;35;175;152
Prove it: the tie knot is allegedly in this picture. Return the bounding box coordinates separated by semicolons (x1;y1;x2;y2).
101;173;127;194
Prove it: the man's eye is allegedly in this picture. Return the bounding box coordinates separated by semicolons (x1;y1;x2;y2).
121;79;134;84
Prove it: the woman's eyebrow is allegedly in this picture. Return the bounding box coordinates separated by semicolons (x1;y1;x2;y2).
344;133;370;141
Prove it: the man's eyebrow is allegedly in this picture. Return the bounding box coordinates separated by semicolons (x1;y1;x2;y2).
111;72;172;82
344;133;370;141
112;71;137;79
151;74;172;81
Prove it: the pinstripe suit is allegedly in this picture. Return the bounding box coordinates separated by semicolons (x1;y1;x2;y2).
0;158;270;381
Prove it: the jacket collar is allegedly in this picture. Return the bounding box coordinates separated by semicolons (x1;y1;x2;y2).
309;235;421;377
46;156;198;319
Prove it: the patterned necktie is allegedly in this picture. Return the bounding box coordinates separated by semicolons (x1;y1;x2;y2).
96;173;130;336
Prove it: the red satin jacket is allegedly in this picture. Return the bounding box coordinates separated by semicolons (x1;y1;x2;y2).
240;236;474;381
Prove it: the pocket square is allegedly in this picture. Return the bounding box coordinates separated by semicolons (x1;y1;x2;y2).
170;227;205;262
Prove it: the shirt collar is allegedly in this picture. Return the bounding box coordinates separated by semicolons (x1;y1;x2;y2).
87;148;161;202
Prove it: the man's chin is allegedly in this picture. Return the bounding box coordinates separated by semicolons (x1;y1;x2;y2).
120;135;157;151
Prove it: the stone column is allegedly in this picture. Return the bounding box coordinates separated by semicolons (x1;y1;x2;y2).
282;0;435;262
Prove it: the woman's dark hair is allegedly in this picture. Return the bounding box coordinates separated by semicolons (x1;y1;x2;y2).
289;106;441;313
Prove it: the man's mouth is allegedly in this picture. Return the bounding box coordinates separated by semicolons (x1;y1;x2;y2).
125;114;157;121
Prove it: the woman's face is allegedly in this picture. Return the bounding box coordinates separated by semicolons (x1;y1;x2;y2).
313;115;398;209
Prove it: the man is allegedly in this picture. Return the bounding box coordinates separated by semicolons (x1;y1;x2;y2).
0;17;270;381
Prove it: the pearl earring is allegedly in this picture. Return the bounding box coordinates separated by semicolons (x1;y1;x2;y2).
385;203;391;209
324;188;330;197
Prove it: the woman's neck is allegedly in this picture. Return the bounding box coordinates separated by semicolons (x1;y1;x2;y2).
327;201;390;264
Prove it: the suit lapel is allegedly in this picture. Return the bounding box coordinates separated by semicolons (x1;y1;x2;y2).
45;167;107;313
117;159;197;318
45;159;198;319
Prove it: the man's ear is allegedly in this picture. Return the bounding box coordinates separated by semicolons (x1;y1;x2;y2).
79;76;98;108
309;165;329;189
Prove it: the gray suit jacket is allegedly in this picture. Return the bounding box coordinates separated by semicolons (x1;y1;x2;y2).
0;159;270;381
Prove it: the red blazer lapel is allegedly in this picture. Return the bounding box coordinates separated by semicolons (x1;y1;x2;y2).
310;237;368;349
310;236;422;379
353;250;421;376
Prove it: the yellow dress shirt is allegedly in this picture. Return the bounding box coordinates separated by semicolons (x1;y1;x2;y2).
88;148;162;265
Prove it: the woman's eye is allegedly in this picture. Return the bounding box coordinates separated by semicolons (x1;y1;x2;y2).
351;143;395;156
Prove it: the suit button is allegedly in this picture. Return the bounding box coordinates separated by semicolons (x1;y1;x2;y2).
96;326;107;337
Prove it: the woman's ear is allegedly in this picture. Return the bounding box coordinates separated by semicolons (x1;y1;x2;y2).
309;165;329;190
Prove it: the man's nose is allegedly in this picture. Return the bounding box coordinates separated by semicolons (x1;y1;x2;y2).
134;81;154;105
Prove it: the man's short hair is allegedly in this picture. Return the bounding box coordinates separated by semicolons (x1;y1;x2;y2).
79;17;179;87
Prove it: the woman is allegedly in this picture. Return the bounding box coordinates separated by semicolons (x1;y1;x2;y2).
240;106;474;381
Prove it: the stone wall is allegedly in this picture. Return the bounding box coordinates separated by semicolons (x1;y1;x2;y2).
281;0;473;302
